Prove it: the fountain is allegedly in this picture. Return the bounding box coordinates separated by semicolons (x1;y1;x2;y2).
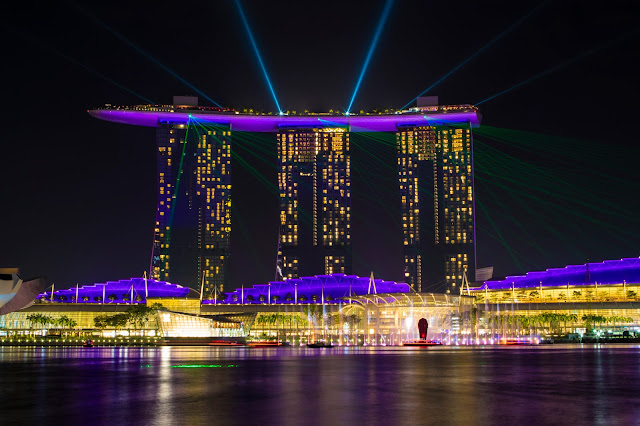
402;318;442;346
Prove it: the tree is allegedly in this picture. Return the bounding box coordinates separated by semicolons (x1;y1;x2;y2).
627;290;637;300
82;296;90;302
122;294;131;302
258;294;267;303
94;315;109;330
134;295;144;302
57;315;77;336
108;314;129;330
149;302;165;311
284;293;293;302
126;305;155;332
272;295;281;303
246;295;254;302
58;295;68;302
26;314;45;336
108;294;118;302
93;296;103;302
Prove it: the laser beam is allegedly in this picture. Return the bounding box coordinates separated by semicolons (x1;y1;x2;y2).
346;0;394;114
400;1;548;110
476;28;639;105
234;0;282;114
74;4;221;107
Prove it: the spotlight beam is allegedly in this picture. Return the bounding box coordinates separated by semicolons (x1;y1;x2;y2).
476;28;639;105
74;4;221;107
346;0;394;114
234;0;282;114
400;1;548;110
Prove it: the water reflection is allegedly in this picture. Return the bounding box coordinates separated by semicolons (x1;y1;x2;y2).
1;345;640;424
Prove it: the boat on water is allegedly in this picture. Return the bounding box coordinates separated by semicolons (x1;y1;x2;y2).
162;337;245;346
402;340;442;347
307;340;334;348
247;341;284;347
83;339;94;348
208;340;244;347
499;338;539;346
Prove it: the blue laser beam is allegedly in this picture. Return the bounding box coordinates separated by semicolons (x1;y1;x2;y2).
476;28;640;105
74;4;221;107
234;0;282;113
400;1;549;110
346;0;394;114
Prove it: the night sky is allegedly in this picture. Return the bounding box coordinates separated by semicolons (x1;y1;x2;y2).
2;1;638;290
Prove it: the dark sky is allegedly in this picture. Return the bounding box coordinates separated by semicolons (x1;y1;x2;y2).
1;1;638;290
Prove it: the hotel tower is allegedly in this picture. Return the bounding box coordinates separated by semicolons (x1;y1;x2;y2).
396;99;475;292
277;127;351;279
89;96;478;292
151;97;232;295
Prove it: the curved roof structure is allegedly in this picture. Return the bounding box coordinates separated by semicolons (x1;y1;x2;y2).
473;258;640;291
205;273;411;305
1;274;46;314
38;278;189;303
88;104;480;131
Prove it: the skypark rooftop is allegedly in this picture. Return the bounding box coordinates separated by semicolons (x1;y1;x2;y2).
88;103;481;132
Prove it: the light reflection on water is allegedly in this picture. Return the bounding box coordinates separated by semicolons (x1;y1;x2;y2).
2;345;640;425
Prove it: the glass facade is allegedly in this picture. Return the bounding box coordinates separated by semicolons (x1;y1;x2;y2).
152;123;232;294
277;128;351;279
397;125;475;292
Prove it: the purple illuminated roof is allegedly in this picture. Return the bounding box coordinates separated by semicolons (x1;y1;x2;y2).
88;107;480;131
472;258;640;291
204;273;410;304
38;278;189;303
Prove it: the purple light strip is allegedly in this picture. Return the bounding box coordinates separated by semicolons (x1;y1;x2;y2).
473;258;640;290
88;109;480;132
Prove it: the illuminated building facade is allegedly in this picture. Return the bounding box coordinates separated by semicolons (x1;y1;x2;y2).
89;101;480;290
152;116;232;295
397;124;475;292
277;128;351;279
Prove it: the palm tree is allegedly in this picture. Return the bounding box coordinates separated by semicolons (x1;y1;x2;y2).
26;314;44;337
564;313;578;334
